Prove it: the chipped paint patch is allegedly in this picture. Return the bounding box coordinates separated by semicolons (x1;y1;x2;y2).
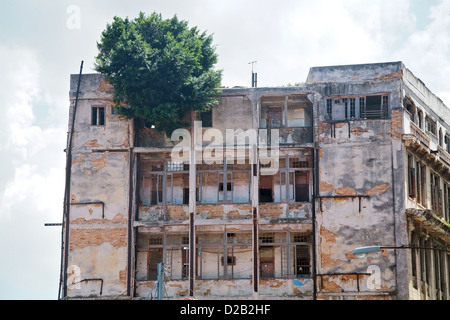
320;181;335;193
91;154;107;170
293;279;310;286
366;184;390;196
85;139;100;148
335;186;357;196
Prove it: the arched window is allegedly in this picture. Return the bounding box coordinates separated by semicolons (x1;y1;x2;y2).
417;110;423;129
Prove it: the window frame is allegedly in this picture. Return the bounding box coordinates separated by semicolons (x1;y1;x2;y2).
91;106;105;126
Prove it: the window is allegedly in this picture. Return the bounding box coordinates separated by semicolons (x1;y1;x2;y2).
446;134;450;153
420;164;427;207
410;231;418;289
430;171;442;216
404;97;416;123
262;107;283;128
260;95;312;128
426;116;437;136
415;161;422;205
342;98;348;119
417;110;423;129
91;106;105;125
349;98;356;119
363;95;389;119
326;99;332;118
199;110;212;127
295;171;309;202
444;184;450;223
359;97;365;118
259;175;274;203
140;174;163;205
326;95;388;120
287;106;306;127
295;246;311;276
408;154;416;198
168;161;184;172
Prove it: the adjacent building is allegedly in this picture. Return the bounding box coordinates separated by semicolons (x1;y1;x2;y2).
61;61;450;300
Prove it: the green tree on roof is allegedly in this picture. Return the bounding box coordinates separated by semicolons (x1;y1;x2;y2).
94;12;222;136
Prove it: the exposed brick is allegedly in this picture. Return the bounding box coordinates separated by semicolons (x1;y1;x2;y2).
70;227;127;250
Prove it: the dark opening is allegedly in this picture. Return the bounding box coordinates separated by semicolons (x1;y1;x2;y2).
200;110;212;127
365;96;382;119
259;175;273;202
295;171;309;202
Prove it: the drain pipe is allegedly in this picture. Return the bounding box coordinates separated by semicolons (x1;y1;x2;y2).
60;60;83;299
312;147;318;300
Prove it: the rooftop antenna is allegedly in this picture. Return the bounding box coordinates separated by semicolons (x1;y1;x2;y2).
249;61;257;87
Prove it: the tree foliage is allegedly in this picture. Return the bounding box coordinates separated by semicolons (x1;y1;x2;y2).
94;12;222;135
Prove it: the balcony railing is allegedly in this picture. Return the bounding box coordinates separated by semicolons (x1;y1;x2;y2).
409;122;431;149
438;146;450;167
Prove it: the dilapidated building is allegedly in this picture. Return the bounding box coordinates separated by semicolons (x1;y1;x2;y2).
61;61;450;300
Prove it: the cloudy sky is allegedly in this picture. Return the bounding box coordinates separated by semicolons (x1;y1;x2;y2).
0;0;449;300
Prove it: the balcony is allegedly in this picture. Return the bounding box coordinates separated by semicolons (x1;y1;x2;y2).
405;122;431;150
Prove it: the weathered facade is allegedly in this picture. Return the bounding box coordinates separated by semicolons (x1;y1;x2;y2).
61;62;450;300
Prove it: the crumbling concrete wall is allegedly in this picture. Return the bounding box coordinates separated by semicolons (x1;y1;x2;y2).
66;74;132;298
310;71;405;297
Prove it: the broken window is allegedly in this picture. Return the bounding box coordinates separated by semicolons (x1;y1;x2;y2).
91;106;105;125
262;107;283;128
140;174;163;206
363;95;389;119
404;97;416;123
136;232;164;281
137;230;312;282
260;95;312;128
259;175;273;203
326;95;388;121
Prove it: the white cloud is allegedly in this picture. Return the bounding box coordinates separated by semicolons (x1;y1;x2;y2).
392;0;450;106
0;45;65;299
1;0;450;300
